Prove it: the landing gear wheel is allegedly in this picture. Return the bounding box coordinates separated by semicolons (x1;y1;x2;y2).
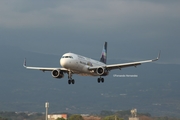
101;78;104;83
68;80;71;84
98;78;101;83
72;79;75;84
97;77;104;83
68;79;75;84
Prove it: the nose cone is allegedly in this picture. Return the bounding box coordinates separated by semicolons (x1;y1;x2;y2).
60;58;67;68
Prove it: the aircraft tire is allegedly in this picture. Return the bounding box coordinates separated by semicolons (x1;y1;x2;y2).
97;78;101;83
101;78;104;83
68;79;75;84
68;80;71;84
72;79;75;84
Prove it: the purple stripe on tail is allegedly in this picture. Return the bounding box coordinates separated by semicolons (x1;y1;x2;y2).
100;42;107;64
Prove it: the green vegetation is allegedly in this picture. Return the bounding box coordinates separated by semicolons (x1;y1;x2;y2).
56;117;66;120
152;117;180;120
102;115;123;120
68;114;84;120
0;111;180;120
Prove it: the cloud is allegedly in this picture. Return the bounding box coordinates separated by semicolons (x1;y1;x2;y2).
0;1;180;29
0;0;180;64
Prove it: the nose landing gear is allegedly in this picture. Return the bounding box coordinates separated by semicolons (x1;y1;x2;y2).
68;71;75;84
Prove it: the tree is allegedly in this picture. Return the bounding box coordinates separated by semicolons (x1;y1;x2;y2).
102;115;123;120
56;117;66;120
69;114;84;120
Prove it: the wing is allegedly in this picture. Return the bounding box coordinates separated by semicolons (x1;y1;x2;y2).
23;58;68;72
88;51;160;71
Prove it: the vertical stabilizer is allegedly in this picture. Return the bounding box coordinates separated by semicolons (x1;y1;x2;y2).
100;42;107;64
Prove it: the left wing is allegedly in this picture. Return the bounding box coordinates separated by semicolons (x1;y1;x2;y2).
89;51;160;71
23;58;68;72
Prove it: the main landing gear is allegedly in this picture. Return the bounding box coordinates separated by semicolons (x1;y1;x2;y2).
68;71;75;84
68;79;75;84
97;77;104;83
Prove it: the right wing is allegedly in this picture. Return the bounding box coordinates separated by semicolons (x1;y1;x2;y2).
89;51;160;71
23;58;68;72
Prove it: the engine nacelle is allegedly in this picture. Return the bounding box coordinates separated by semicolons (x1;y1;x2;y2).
51;69;64;78
96;67;109;76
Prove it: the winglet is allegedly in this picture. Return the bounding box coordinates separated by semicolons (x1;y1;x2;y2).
157;50;161;59
23;58;27;67
152;51;161;61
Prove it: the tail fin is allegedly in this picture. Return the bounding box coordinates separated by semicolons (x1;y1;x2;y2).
100;42;107;64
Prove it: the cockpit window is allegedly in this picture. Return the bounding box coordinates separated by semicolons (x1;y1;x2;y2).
62;56;73;59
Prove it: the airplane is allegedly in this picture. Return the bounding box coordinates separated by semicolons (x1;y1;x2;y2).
23;42;160;84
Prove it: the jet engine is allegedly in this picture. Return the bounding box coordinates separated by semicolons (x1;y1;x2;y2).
51;69;64;78
96;67;109;76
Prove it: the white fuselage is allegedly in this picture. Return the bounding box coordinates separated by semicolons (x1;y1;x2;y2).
60;52;105;76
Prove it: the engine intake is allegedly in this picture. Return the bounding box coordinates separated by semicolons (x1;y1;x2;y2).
96;67;108;76
51;69;64;78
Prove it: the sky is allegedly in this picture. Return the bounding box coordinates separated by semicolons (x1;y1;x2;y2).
0;0;180;64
